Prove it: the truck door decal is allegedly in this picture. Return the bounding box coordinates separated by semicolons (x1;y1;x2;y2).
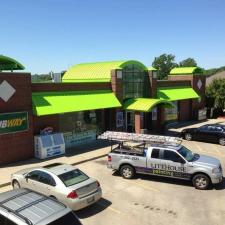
135;164;191;179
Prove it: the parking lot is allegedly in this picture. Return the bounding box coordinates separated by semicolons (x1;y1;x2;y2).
1;139;225;225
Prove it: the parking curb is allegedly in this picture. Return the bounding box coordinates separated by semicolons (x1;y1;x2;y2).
0;153;108;189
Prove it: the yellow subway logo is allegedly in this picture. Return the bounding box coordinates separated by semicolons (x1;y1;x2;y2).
0;117;26;128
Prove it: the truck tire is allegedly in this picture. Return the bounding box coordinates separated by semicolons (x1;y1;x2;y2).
219;138;225;146
185;133;192;141
120;165;135;179
192;174;210;190
12;180;20;189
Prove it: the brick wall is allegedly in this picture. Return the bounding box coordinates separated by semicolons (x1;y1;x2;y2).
0;73;34;164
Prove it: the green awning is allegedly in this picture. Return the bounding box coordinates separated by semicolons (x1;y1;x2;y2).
157;87;199;101
32;90;121;116
123;98;173;112
170;67;203;75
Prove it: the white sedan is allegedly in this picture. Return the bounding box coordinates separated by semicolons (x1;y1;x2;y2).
11;163;102;211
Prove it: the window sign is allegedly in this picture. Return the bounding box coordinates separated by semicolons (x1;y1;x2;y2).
116;111;124;128
152;107;157;120
0;111;28;135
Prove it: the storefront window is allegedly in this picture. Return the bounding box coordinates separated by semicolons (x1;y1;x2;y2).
164;101;178;121
122;64;149;100
59;110;102;149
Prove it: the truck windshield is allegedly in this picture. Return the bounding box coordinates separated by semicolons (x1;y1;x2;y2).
177;146;195;162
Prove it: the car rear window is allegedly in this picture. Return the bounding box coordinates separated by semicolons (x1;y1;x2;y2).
58;169;89;187
47;212;82;225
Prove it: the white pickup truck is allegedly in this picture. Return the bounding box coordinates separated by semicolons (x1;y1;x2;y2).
107;141;223;190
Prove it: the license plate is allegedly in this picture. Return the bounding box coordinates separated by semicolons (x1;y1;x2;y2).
87;196;94;204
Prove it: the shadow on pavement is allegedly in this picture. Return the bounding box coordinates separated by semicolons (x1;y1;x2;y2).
112;171;225;190
164;120;208;130
76;198;112;218
214;178;225;191
0;140;111;169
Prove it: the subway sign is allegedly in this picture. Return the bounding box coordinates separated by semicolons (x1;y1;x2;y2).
0;111;29;135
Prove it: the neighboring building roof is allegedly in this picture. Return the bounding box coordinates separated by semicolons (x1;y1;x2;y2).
148;66;157;71
0;55;25;71
123;98;173;112
157;86;199;101
62;60;147;83
170;67;203;75
32;90;121;116
206;71;225;86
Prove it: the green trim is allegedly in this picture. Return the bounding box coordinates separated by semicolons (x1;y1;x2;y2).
0;55;25;70
157;86;199;101
148;66;157;71
32;90;121;116
170;67;203;75
123;98;173;112
62;60;147;83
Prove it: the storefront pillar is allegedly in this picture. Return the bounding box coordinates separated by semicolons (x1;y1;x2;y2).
157;106;165;132
135;112;144;134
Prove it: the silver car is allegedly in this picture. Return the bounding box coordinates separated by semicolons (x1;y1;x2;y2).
11;163;102;211
0;188;82;225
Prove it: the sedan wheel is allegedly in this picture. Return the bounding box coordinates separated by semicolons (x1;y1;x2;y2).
219;138;225;146
192;174;210;190
12;180;20;189
185;133;192;141
120;165;135;179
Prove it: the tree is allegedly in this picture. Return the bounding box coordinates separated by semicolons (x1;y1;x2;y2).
179;58;197;67
206;78;225;110
152;54;177;79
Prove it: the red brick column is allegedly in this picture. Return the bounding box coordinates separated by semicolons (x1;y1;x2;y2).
135;112;144;134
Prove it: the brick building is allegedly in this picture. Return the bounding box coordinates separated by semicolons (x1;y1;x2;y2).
0;57;206;164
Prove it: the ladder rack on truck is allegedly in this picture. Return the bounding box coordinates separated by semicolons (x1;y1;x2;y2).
98;131;182;146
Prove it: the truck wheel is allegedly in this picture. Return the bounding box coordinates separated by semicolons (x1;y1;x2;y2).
219;138;225;146
185;133;192;141
12;180;20;189
120;165;135;179
192;174;210;190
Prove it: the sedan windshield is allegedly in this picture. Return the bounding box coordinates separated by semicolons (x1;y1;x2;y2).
58;169;89;187
177;146;195;162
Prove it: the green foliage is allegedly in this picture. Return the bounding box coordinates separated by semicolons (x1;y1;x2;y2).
152;54;177;79
203;66;225;76
179;58;197;67
31;74;52;83
206;78;225;109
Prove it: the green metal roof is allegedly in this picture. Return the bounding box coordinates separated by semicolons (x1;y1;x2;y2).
157;86;199;101
123;98;173;112
32;90;121;116
62;60;147;83
170;67;203;75
148;66;157;71
0;55;25;71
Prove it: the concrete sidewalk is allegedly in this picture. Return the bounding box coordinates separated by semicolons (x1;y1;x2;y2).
0;141;111;188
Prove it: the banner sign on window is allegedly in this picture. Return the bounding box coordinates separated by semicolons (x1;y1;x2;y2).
0;111;29;135
116;111;124;128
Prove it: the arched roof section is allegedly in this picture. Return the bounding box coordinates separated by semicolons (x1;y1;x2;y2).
123;98;174;112
0;55;25;71
62;60;147;83
170;67;203;75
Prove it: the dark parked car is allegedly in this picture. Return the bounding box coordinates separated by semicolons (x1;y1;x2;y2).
181;124;225;146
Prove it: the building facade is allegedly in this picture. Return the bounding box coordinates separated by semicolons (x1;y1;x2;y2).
0;57;206;164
